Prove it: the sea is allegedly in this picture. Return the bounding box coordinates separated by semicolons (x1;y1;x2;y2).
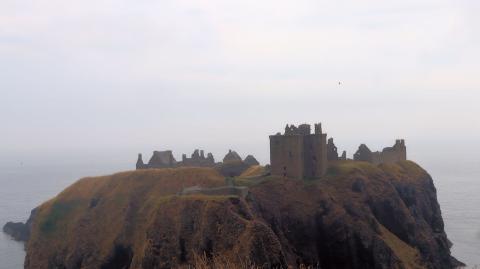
0;156;479;268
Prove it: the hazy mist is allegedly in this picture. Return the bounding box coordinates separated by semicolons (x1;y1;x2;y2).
1;0;479;167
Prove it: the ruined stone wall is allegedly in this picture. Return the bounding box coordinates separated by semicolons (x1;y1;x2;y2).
303;134;327;178
149;151;177;168
327;138;339;161
377;139;407;164
269;134;305;179
353;144;373;162
223;150;242;163
354;140;407;165
269;123;328;179
371;152;383;165
136;154;146;170
180;149;215;167
137;149;215;170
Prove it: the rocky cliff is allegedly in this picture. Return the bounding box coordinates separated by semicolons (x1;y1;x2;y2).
5;161;463;268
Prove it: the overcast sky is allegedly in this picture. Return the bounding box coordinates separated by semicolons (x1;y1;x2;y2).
1;0;479;165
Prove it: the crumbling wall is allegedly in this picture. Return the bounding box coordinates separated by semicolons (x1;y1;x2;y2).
244;155;260;166
137;148;259;171
180;149;215;167
303;133;327;178
380;140;407;164
327;138;339;161
353;140;406;164
354;144;373;162
137;151;177;169
223;150;243;163
137;149;214;170
136;154;146;170
269;123;327;179
270;134;305;179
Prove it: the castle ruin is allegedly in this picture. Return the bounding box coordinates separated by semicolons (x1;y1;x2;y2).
136;151;177;169
353;140;406;165
269;123;328;179
181;149;215;167
269;123;407;179
327;138;347;161
137;149;216;169
136;149;260;176
223;150;242;163
137;122;407;180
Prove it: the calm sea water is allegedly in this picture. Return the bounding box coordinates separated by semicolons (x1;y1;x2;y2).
0;160;479;268
0;162;128;269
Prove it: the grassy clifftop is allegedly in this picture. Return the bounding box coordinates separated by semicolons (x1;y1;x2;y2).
27;168;227;268
24;161;461;269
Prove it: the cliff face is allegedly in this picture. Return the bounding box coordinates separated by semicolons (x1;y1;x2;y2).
17;162;462;269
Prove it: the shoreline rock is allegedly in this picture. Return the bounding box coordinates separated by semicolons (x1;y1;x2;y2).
3;208;37;242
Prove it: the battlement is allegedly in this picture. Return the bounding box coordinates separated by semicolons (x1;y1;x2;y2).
281;123;324;136
395;139;405;147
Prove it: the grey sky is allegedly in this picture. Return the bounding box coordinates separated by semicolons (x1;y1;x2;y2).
1;0;479;165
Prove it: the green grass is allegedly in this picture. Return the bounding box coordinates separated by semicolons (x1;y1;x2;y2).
39;200;83;235
326;160;381;178
234;175;284;187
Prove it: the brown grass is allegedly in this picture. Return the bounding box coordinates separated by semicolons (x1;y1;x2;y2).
181;253;317;269
326;160;382;178
29;167;227;262
239;165;266;178
379;224;425;269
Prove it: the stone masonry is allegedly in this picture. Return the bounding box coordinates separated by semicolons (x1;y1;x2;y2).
181;149;215;167
353;140;407;164
269;123;328;179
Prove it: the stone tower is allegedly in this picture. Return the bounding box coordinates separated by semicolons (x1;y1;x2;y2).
269;123;327;179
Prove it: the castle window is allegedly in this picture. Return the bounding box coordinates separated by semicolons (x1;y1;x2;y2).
289;151;293;158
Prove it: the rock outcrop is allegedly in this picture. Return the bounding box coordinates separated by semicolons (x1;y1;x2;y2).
3;208;37;242
8;162;463;269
